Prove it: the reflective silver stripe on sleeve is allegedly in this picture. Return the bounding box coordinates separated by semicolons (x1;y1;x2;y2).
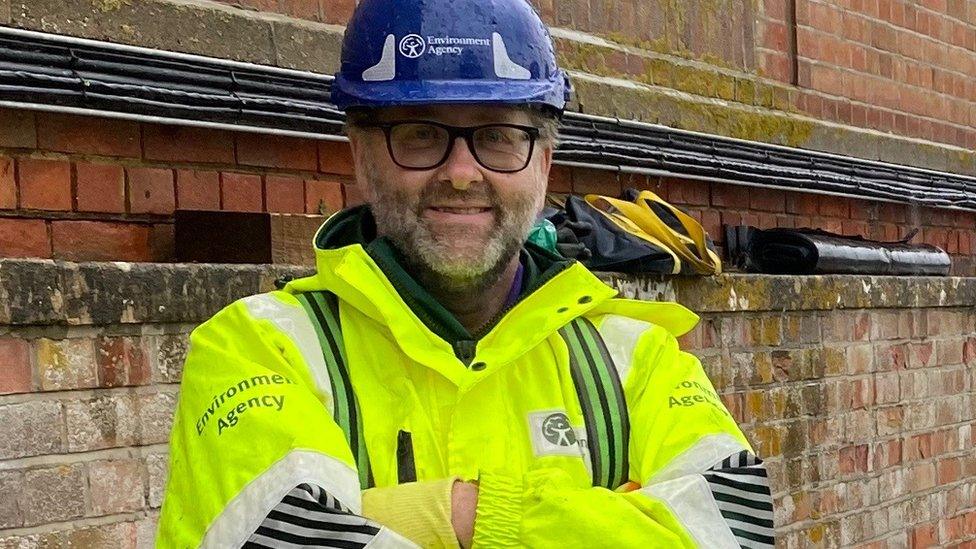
242;294;334;414
595;314;652;384
641;475;740;549
705;450;775;548
646;433;748;485
201;450;361;549
245;481;421;549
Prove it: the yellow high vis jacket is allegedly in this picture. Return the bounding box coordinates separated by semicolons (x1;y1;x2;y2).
158;207;774;548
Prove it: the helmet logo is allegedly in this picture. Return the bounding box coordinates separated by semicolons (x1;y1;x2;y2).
399;34;427;58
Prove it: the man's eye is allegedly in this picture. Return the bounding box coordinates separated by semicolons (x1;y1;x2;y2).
479;129;511;143
410;127;437;139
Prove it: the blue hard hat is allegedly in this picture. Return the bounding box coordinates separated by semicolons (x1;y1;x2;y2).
332;0;571;114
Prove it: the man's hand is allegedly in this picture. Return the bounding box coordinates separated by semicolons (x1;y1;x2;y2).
451;480;479;548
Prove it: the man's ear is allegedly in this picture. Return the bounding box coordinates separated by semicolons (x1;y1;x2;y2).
346;130;369;187
539;143;554;178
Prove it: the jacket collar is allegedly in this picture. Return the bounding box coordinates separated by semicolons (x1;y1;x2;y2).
284;207;697;387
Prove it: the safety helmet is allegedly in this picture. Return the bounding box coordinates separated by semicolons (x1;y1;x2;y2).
331;0;572;114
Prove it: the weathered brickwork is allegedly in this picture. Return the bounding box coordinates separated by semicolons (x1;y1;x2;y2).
0;112;973;275
0;261;973;547
204;0;976;151
1;0;975;269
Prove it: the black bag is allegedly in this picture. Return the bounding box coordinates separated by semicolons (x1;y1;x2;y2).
726;226;952;276
554;195;680;274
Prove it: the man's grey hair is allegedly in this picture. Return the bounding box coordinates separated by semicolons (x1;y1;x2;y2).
344;105;561;145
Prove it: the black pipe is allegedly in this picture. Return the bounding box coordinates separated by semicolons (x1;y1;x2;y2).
0;26;974;211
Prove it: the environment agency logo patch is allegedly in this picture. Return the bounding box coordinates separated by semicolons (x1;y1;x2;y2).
398;34;426;58
528;410;585;458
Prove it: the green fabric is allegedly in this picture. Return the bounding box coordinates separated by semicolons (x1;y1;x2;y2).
559;317;629;490
527;218;558;253
297;291;372;489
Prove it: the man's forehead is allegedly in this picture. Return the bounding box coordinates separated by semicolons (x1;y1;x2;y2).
369;104;532;125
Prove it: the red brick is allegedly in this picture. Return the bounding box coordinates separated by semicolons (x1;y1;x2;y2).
176;170;221;210
143;125;235;164
668;178;710;206
0;218;50;258
573;168;620;196
701;210;722;242
0;109;36;148
785;193;819;216
236;134;318;171
150;223;175;262
911;522;939;548
221;172;264;212
0;337;32;394
938;457;962;484
548;165;572;193
51;221;151;262
127;167;175;215
75;163;125;213
317;140;355;176
265;176;306;214
95;336;150;388
821;217;844;233
758;212;778;229
839;445;857;473
750;188;786;212
36;113;140;157
842;220;869;236
945;514;967;543
344;183;366;207
18;158;71;211
305;179;344;215
966;511;976;536
322;0;356;24
720;210;743;229
0;156;15;209
711;183;751;209
819;196;850;218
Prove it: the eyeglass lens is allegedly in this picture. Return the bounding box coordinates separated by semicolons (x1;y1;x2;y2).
388;123;533;171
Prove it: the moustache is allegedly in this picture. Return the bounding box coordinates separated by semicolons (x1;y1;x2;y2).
415;182;499;211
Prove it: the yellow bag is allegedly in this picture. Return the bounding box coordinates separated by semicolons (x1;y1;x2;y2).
585;191;722;275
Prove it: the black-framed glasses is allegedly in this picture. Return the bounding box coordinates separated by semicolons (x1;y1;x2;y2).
361;120;541;173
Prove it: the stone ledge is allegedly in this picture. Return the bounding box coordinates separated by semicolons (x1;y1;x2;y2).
4;0;975;176
0;260;310;326
607;273;976;314
1;260;973;326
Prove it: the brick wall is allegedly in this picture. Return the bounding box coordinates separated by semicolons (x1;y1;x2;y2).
0;110;356;262
1;109;974;275
0;262;973;547
769;0;976;149
205;0;976;150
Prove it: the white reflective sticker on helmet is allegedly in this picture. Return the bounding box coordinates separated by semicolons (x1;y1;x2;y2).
492;32;531;80
363;34;397;82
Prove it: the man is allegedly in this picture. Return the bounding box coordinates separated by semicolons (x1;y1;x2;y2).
157;0;775;547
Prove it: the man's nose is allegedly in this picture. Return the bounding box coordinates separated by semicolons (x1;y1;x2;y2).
437;136;484;191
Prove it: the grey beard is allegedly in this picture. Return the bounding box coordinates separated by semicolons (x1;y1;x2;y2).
361;167;538;296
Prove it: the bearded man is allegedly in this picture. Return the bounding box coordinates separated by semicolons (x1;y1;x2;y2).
157;0;774;547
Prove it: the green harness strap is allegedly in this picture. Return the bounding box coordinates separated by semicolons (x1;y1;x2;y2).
559;317;631;490
296;291;374;490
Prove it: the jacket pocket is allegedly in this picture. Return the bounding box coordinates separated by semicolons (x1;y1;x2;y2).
396;430;417;484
